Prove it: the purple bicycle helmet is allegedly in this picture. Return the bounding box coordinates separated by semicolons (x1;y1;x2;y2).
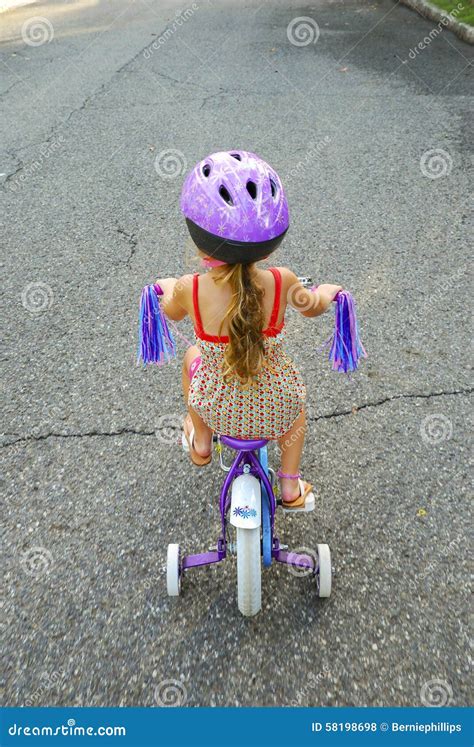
180;150;289;264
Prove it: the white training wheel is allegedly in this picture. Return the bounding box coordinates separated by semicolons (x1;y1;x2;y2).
316;543;332;598
167;543;181;596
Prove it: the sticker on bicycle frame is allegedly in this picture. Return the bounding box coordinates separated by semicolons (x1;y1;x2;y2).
233;505;258;519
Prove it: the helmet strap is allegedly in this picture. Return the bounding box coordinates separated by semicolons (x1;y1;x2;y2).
200;257;228;269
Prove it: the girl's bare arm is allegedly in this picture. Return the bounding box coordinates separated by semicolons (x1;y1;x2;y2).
283;269;342;318
155;275;193;321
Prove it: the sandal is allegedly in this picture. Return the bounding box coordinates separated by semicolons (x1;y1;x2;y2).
182;419;212;467
278;471;315;513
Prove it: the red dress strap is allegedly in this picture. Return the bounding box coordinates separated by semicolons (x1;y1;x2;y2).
192;274;206;338
265;267;283;335
193;269;284;342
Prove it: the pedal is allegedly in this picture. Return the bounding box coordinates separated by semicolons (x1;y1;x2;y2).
280;491;315;514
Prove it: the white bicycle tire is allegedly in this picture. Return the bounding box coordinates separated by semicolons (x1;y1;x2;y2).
236;527;261;616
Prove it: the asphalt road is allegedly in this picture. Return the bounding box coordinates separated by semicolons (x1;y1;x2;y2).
2;0;472;709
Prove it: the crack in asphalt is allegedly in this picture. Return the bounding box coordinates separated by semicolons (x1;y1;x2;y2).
2;387;472;448
199;89;229;110
2;427;157;447
116;226;138;268
1;16;225;182
2;154;24;185
306;386;473;422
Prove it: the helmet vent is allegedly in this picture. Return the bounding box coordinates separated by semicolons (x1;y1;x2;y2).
230;152;241;161
219;185;233;205
270;178;278;198
202;164;211;177
246;180;257;200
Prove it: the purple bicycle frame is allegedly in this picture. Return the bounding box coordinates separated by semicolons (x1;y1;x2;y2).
181;436;317;575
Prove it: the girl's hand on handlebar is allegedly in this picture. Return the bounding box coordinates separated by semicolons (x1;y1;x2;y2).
155;276;189;321
323;284;343;303
155;277;177;294
311;284;343;315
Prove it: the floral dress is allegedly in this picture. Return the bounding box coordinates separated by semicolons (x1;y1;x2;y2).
188;268;306;440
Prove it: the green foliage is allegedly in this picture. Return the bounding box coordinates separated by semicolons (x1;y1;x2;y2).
428;0;474;25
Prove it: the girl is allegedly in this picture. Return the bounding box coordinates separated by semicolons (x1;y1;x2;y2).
156;151;341;511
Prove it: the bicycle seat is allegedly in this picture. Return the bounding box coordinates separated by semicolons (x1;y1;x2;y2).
219;435;268;451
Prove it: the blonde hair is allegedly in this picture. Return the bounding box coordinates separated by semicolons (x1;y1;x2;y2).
213;263;265;387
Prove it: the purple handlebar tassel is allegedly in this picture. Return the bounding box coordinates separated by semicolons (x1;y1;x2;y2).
328;290;367;373
137;284;176;366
